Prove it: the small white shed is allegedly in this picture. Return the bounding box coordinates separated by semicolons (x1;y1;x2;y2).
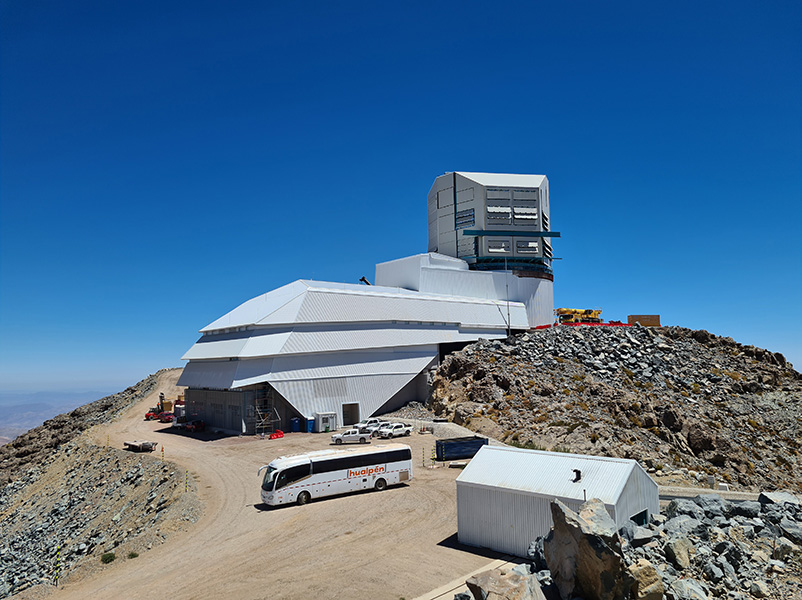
456;446;659;557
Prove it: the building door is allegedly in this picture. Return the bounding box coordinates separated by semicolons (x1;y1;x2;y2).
229;404;242;433
341;403;360;426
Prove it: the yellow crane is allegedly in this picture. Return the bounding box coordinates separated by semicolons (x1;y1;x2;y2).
555;308;603;324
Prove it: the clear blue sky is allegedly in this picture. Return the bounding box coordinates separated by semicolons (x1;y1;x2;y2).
1;1;800;393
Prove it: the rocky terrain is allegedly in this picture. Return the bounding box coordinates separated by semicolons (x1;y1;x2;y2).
0;371;167;486
0;369;201;598
463;491;802;600
429;325;802;492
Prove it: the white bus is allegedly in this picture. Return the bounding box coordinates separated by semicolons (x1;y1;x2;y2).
259;443;413;506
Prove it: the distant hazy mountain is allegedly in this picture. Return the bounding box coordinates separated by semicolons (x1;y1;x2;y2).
0;390;114;443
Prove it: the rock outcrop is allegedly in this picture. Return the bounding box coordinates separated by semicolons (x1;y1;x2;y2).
429;326;802;491
544;499;632;600
465;564;546;600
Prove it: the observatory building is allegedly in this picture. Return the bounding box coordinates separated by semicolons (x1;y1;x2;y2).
178;172;559;434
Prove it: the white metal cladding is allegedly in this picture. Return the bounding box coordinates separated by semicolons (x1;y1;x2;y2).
270;371;424;419
183;324;507;361
238;349;437;385
182;336;250;360
613;466;660;525
457;446;639;504
201;280;307;332
178;360;240;389
455;446;659;557
178;351;437;418
455;172;546;189
183;330;292;360
457;483;587;557
195;279;529;334
294;287;528;328
277;324;505;355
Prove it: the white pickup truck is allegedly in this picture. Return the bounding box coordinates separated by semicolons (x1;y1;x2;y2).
378;422;413;438
331;428;372;445
355;418;391;437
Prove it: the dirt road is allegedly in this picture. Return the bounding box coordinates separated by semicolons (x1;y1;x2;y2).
35;371;498;600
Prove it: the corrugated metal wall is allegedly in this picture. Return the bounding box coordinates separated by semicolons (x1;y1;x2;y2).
613;467;660;527
457;483;588;557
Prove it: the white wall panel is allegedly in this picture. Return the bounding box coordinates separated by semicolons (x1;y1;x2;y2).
455;446;660;557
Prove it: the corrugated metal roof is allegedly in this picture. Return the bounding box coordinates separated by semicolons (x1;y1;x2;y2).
183;324;497;361
264;349;436;381
457;446;639;505
295;288;528;328
278;324;501;355
456;172;547;189
197;279;528;334
201;280;308;332
181;348;436;386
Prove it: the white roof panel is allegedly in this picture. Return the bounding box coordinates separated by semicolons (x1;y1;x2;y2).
201;280;308;332
457;172;547;189
457;446;638;505
195;279;529;336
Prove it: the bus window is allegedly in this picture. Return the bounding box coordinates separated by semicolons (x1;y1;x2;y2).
276;464;311;490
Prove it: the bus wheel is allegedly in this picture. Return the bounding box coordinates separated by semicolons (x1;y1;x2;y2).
374;478;387;492
297;491;311;505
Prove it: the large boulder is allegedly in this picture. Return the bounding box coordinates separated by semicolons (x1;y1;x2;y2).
664;536;694;570
627;558;664;600
692;494;730;518
667;578;708;599
543;499;631;600
666;498;706;521
465;565;546;600
758;490;801;508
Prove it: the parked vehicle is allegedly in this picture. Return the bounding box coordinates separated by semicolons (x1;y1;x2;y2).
144;408;160;420
158;412;175;423
258;443;413;506
124;440;158;452
435;436;488;461
185;420;205;433
361;421;392;437
331;428;371;445
378;423;413;438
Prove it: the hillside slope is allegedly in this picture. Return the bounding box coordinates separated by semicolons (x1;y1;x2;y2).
0;370;200;598
429;325;801;491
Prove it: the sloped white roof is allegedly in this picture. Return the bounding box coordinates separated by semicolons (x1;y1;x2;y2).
201;279;527;333
457;446;649;506
456;172;546;188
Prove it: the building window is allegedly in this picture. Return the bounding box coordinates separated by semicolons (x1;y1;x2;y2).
488;240;511;253
456;208;475;229
486;188;510;200
516;240;539;254
513;189;538;202
486;206;511;223
513;206;538;225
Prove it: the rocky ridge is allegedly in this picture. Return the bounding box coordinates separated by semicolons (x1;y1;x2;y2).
0;369;200;598
0;370;172;486
429;325;802;491
464;491;802;600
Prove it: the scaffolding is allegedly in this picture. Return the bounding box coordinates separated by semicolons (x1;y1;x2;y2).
254;386;281;435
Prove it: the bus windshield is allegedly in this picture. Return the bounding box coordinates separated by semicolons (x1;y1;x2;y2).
261;466;278;491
